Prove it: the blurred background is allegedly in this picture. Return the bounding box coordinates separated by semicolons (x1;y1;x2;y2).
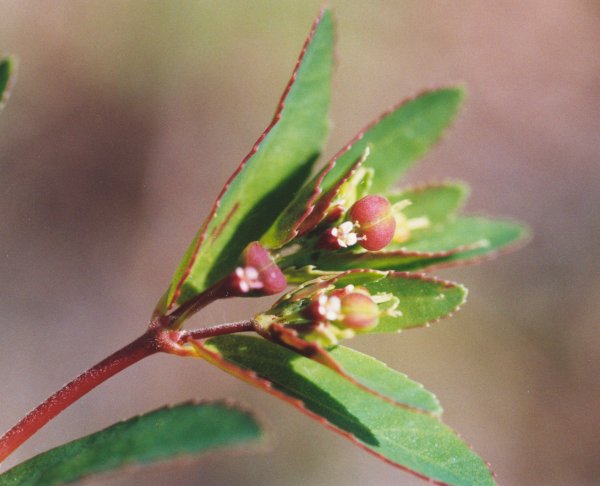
1;1;599;485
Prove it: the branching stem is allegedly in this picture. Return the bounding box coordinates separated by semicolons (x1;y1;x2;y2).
0;319;257;464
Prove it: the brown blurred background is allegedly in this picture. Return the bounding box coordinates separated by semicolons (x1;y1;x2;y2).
1;1;599;485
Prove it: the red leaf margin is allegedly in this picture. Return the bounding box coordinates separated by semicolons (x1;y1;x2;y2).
187;336;495;485
167;7;330;311
267;85;465;249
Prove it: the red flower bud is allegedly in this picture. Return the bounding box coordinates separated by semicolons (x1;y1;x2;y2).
349;195;396;251
243;242;287;294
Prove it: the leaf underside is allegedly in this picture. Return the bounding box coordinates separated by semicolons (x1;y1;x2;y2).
0;402;262;486
200;335;495;486
166;9;334;309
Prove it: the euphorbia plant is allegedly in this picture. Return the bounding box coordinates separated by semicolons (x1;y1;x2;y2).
0;8;528;485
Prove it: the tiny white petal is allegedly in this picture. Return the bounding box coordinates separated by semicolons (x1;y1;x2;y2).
340;221;354;232
245;266;259;279
345;233;358;246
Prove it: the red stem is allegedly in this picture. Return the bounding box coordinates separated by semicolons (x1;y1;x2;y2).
0;318;259;464
168;277;230;326
182;320;257;341
0;331;159;464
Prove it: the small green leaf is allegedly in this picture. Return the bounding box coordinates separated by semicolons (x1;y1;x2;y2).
363;272;466;332
0;402;263;486
199;335;494;485
266;270;466;334
387;181;468;227
335;87;466;195
0;57;15;111
165;9;334;308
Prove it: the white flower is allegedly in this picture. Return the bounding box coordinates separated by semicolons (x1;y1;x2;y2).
234;266;263;293
317;293;342;321
331;221;359;248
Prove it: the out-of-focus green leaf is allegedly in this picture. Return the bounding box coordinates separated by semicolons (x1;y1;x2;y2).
387;181;468;227
0;57;15;110
334;87;466;195
165;9;334;309
198;335;494;485
399;216;528;254
0;402;263;486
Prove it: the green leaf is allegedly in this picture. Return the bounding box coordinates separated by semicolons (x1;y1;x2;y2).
262;90;466;250
300;216;528;273
267;270;466;334
327;346;441;414
0;402;262;486
0;57;15;111
387;181;468;227
165;9;334;309
363;272;467;333
199;335;494;485
261;149;366;249
400;216;527;254
335;87;466;195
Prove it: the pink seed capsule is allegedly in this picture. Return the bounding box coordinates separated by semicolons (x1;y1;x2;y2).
243;242;287;294
349;195;396;251
339;292;379;330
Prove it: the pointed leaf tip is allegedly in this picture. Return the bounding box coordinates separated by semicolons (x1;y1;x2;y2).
326;86;467;196
164;9;335;308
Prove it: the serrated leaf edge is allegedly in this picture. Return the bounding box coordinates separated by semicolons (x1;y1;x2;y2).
194;336;495;485
266;322;440;415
